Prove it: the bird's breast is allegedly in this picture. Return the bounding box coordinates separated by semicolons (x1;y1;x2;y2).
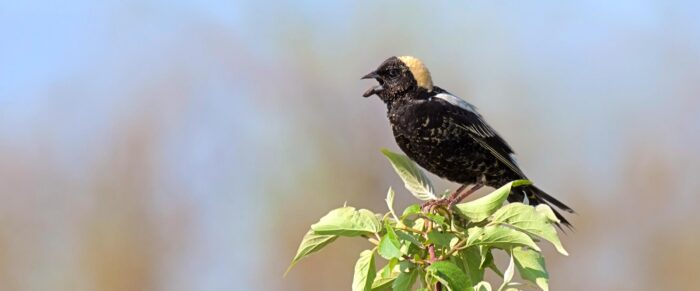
388;103;492;184
391;109;457;157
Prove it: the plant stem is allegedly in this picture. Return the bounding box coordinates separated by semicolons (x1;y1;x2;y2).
422;204;444;291
428;244;437;263
440;238;468;260
367;238;380;246
427;244;442;291
395;225;425;235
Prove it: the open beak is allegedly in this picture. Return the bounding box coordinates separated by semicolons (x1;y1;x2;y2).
361;71;384;97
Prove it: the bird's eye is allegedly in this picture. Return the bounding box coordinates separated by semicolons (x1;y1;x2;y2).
387;69;400;78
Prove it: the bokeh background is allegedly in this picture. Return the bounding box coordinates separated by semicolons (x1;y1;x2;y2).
2;1;700;290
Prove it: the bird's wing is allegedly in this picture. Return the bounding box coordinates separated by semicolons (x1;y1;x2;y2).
431;89;526;178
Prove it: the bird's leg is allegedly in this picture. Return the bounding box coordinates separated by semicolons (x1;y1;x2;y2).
448;183;484;208
422;184;468;211
421;200;437;212
447;184;468;201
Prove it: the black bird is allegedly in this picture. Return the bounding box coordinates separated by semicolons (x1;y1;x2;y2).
362;56;573;227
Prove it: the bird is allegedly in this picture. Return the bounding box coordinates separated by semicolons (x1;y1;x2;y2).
361;56;573;227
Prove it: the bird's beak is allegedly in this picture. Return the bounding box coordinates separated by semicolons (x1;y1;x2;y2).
361;71;383;97
361;71;379;80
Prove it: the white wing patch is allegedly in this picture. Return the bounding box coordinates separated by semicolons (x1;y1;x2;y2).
509;153;520;167
434;93;480;115
435;93;496;138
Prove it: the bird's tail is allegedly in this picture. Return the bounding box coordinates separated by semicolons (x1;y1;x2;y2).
509;185;574;229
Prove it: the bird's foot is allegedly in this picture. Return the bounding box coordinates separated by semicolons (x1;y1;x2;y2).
421;198;450;212
447;183;484;208
447;184;468;201
421;183;485;211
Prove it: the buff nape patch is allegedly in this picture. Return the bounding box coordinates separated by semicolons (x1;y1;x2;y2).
398;56;433;91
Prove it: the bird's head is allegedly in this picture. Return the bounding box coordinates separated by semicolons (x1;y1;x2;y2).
361;56;433;101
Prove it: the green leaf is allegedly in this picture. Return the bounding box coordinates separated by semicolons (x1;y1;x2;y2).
386;187;401;223
353;249;377;291
476;248;503;278
503;253;515;284
466;225;540;251
386;187;395;210
474;281;493;291
427;230;455;248
311;207;382;237
396;229;423;247
371;259;399;290
371;275;397;291
497;252;516;291
424;213;448;226
412;218;426;232
454;180;531;222
458;246;487;283
513;247;549;291
285;230;337;276
426;261;473;291
535;204;560;223
401;204;421;218
479;247;493;269
378;224;403;260
392;263;418;291
381;148;437;200
491;203;568;256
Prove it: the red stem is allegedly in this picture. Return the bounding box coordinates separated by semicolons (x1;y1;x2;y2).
427;245;441;290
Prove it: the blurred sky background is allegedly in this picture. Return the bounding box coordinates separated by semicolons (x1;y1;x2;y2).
2;1;700;290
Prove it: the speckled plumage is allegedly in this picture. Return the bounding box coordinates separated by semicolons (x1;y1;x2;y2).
389;87;516;187
362;56;573;227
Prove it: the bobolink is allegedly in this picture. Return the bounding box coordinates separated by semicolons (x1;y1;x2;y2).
362;56;573;227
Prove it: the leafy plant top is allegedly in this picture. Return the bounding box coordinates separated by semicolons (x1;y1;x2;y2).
287;149;567;291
